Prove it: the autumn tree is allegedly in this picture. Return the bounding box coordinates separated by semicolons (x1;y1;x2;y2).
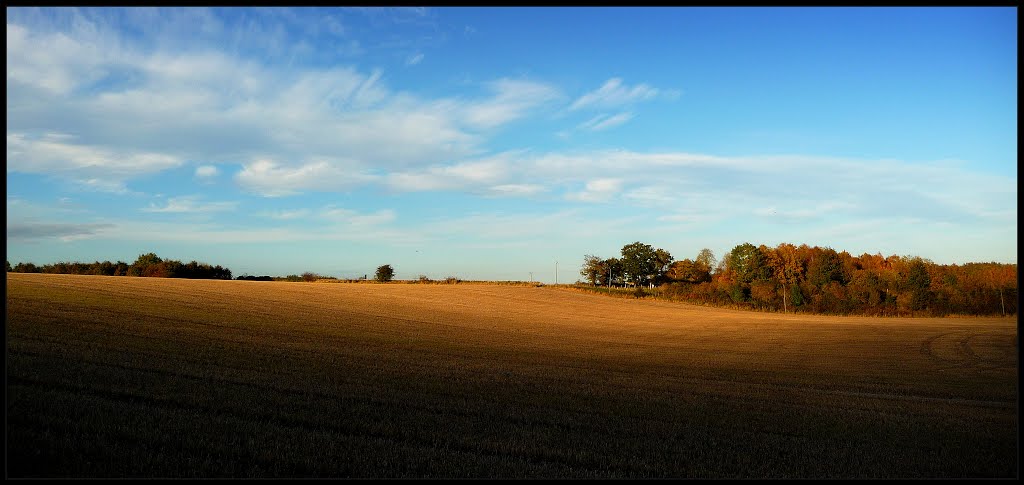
981;264;1016;316
766;243;804;312
667;259;698;283
696;248;717;276
667;249;712;284
582;241;1015;316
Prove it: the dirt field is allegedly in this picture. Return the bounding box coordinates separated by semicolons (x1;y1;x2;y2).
6;273;1018;478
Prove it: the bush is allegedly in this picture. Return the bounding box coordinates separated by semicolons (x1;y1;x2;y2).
375;265;395;283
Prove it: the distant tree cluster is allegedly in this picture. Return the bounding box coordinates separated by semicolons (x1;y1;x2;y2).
235;275;274;281
583;242;1017;317
235;273;337;282
375;264;395;282
8;253;232;280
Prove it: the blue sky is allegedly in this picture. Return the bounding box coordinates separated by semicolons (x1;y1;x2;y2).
6;7;1017;282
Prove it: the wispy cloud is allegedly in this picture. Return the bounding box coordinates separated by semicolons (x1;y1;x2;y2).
257;209;312;220
656;213;711;224
235;159;379;197
7;221;115;242
753;201;857;221
569;78;676;111
142;196;238;213
487;184;546;197
461;78;562;129
578;112;634;131
386;155;511;192
6;133;182;188
405;52;424;65
321;206;397;226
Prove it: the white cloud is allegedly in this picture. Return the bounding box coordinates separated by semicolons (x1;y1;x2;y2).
6;132;182;189
142;196;238;213
405;52;424;65
235;159;378;197
6;21;119;95
569;78;667;111
9;18;537;193
386;155;511;192
488;184;546;197
566;178;623;203
195;165;219;178
623;185;679;206
461;78;562;129
418;209;643;246
578;112;634;131
320;206;397;226
753;201;857;221
78;178;134;194
258;209;311;220
85;219;421;245
656;213;709;224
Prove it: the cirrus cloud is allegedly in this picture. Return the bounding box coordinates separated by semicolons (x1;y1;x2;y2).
569;77;679;111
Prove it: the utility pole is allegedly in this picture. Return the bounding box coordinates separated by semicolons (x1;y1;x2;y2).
555;261;558;285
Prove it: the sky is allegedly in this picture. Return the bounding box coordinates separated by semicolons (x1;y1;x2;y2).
5;7;1018;282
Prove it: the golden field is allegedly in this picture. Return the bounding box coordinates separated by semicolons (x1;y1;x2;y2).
5;273;1018;478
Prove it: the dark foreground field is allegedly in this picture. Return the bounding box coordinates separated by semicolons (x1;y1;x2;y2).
6;273;1018;478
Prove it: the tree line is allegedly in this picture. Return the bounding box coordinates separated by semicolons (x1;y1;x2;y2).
581;242;1017;316
7;253;232;280
5;254;392;284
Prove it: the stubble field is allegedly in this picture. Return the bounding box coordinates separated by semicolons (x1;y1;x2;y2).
5;273;1018;478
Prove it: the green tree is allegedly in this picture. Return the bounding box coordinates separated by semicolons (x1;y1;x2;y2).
620;242;658;287
580;254;604;286
6;260;11;272
807;247;848;288
653;248;674;285
602;257;623;287
789;283;804;307
905;258;932;311
375;264;395;283
129;252;163;277
728;243;770;285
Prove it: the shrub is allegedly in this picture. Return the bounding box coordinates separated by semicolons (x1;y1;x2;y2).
375;265;395;283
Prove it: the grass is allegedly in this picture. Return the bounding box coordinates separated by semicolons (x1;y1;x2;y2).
5;273;1018;478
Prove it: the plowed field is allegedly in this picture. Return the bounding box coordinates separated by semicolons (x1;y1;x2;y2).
6;273;1017;478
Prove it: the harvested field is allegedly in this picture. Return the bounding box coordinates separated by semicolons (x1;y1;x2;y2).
5;273;1018;478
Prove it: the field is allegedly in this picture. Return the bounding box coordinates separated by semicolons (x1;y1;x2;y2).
5;273;1018;478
